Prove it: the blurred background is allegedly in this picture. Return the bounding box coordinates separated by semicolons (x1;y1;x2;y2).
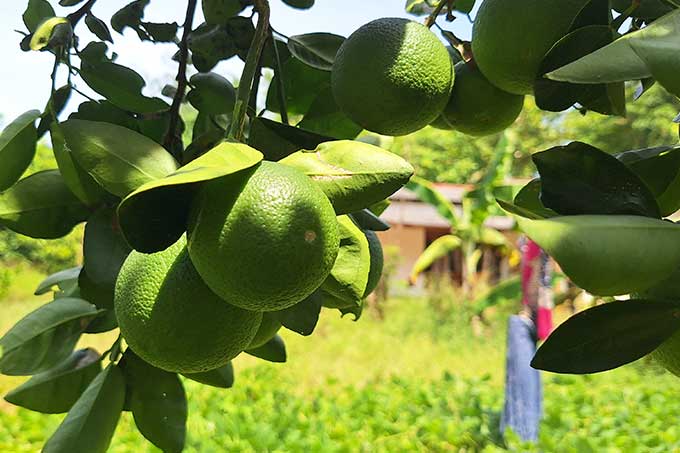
2;1;680;452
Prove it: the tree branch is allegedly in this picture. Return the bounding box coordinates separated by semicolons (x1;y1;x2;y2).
424;0;448;28
228;0;270;142
163;0;198;153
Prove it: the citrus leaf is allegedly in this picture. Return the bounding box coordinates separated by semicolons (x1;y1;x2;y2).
187;72;236;115
38;85;72;138
83;208;131;288
0;110;40;192
532;299;680;374
547;9;680;98
297;86;362;139
405;176;459;227
266;57;330;115
60;0;87;5
182;362;234;388
121;351;187;453
287;33;344;71
118;142;263;253
280;140;414;215
30;17;70;51
409;234;461;284
245;335;286;363
202;0;244;24
321;215;371;304
282;0;314;9
35;266;82;295
23;0;55;32
496;198;548;220
111;0;150;35
349;209;390;231
50;125;106;206
516;215;680;296
4;348;101;413
0;298;101;375
43;364;125;453
616;145;680;217
85;14;113;42
277;291;322;336
248;117;334;161
533;142;661;217
79;61;169;114
60;119;179;197
512;179;557;218
142;22;178;42
0;170;90;239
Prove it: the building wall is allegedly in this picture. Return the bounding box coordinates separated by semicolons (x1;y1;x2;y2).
377;224;426;286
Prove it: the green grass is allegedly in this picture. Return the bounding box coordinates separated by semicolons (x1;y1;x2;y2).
2;268;680;452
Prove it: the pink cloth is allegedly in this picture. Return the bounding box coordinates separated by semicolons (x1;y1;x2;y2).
520;238;553;341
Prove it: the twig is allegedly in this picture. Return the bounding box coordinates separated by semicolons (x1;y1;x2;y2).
270;30;289;125
424;0;448;28
228;0;270;142
67;0;98;27
163;0;198;152
248;47;264;118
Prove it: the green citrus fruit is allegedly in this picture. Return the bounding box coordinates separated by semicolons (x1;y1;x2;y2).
363;230;384;297
188;161;339;312
472;0;588;95
248;312;282;349
114;237;262;373
331;17;454;136
431;61;525;136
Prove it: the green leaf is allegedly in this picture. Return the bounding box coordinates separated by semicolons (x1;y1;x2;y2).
0;110;40;192
142;22;178;42
277;291;322;336
248;117;333;161
512;179;557;218
79;61;169;113
349;209;390;231
409;235;461;284
111;0;150;35
60;119;179;197
118;142;263;252
182;362;234;388
0;170;89;239
297;87;362;139
202;0;244;24
516;215;680;296
29;17;71;51
496;198;548;220
246;335;287;363
85;14;113;42
38;85;72;138
59;0;87;6
121;351;187;453
282;0;314;9
287;33;344;71
612;0;675;20
83;208;131;289
23;0;56;32
69;100;138;131
321;215;371;304
0;298;100;375
35;266;82;295
616;145;680;217
547;9;680;98
405;176;459;227
532;299;680;374
266;57;330;115
4;348;101;413
280;140;414;215
187;72;236;115
477;227;507;246
43;364;126;453
533;142;660;217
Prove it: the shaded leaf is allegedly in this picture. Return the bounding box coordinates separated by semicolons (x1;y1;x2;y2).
43;364;125;453
532;299;680;374
409;235;461;284
182;362;234;388
38;85;72;138
4;348;101;414
248;117;333;161
83;208;131;289
245;335;286;363
202;0;244;24
0;298;100;375
266;57;330;115
142;22;178;42
35;266;82;296
280;140;414;214
287;33;344;71
277;291;322;336
0;110;40;192
187;72;236;115
349;209;390;231
60;119;179;197
282;0;314;9
86;14;113;42
512;179;557;218
111;0;150;35
297;86;362;139
23;0;55;32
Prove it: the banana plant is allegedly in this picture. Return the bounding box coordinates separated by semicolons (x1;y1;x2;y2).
408;133;516;296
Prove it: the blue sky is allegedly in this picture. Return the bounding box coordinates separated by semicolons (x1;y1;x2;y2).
0;1;472;125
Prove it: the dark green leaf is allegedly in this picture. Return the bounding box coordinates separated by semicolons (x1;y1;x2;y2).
246;335;286;363
4;348;101;413
0;298;100;375
297;87;362;139
188;23;237;62
287;33;344;71
142;22;179;42
121;351;187;453
69;100;138;131
85;14;113;42
182;362;234;388
532;299;680;374
187;72;236;115
117;142;262;252
280;140;414;215
202;0;244;24
0;110;40;192
23;0;56;32
512;179;557;218
569;0;609;30
266;57;330;115
349;209;390;231
612;0;675;21
111;0;150;34
38;85;72;138
0;170;89;239
248;117;333;161
59;0;86;6
35;266;82;295
277;291;322;336
533;141;660;217
43;364;125;453
60;119;179;197
30;17;71;51
282;0;314;9
83;208;131;289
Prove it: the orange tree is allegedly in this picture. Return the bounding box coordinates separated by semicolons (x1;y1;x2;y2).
2;0;680;451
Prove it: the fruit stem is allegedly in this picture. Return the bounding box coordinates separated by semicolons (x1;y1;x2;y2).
424;0;448;28
228;0;271;142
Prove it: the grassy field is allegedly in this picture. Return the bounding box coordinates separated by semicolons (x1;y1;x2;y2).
2;269;680;452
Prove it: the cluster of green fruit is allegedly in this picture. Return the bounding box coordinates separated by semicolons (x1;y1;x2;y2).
116;160;387;374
